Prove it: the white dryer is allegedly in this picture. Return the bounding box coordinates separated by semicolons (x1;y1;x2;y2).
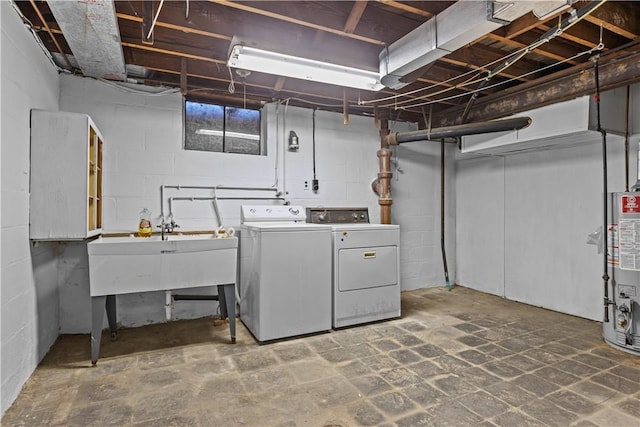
240;205;332;341
307;208;401;328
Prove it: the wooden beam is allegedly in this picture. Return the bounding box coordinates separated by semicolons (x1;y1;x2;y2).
435;49;640;126
538;20;628;49
499;12;541;39
344;1;368;34
582;1;639;40
484;34;580;65
208;0;384;45
122;42;225;64
439;45;539;81
117;13;233;41
375;0;433;18
28;0;74;70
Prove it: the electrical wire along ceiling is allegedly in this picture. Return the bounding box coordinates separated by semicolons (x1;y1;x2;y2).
14;0;640;126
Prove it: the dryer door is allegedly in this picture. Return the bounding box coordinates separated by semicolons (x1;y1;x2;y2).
338;246;398;291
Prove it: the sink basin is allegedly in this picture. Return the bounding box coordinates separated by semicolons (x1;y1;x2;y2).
88;234;236;255
87;234;238;296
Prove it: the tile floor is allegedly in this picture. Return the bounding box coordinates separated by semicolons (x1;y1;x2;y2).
3;286;640;426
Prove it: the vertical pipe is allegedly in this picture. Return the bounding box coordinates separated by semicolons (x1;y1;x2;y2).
441;139;451;291
624;86;631;192
377;148;393;224
594;59;610;323
378;119;392;224
343;88;349;125
160;185;165;220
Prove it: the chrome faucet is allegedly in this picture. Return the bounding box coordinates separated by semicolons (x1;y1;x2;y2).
158;215;180;240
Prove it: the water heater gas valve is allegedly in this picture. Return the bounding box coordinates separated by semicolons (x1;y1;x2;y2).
616;298;632;326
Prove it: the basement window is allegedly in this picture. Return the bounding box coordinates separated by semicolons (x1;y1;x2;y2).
184;100;263;155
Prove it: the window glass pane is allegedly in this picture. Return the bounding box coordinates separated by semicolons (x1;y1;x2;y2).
184;100;262;155
225;107;261;155
184;101;224;152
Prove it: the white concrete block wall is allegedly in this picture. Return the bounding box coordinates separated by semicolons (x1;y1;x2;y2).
391;141;456;290
1;1;60;415
58;76;444;332
456;97;639;321
455;155;506;296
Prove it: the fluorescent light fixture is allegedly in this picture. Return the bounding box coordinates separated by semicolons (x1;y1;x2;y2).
228;44;384;91
196;129;260;140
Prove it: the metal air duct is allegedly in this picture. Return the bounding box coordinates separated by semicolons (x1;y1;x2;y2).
379;0;572;89
48;0;126;80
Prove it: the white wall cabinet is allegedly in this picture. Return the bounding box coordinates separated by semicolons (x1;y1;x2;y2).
30;109;103;240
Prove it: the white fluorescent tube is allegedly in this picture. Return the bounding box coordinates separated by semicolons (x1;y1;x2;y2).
228;44;384;92
196;129;260;140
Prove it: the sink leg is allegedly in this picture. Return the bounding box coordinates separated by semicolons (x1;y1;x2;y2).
218;284;236;344
91;296;106;365
106;295;117;341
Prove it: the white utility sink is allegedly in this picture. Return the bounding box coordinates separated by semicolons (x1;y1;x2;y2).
87;234;238;296
87;233;238;364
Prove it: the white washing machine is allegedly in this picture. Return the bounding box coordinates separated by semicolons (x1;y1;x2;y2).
307;208;401;328
240;205;332;341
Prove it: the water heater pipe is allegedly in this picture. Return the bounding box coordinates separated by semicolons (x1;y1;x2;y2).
624;85;631;192
594;57;611;323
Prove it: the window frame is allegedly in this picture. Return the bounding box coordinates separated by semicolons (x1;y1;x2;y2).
183;97;264;155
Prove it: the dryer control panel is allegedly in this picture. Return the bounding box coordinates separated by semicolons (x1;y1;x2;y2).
307;207;369;224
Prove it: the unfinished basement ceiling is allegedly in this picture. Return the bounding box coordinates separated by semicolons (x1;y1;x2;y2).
15;0;640;126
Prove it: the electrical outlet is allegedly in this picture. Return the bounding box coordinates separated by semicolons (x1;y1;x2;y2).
304;180;309;190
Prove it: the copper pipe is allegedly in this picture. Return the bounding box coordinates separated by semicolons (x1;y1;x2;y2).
377;120;392;224
343;88;349;125
29;0;74;71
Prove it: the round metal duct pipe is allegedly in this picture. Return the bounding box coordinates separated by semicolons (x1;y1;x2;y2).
385;116;532;145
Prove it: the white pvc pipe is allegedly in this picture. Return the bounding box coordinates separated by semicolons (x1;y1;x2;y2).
165;290;173;321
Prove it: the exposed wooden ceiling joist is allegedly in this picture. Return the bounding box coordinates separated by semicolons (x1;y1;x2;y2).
14;0;640;125
436;47;640;126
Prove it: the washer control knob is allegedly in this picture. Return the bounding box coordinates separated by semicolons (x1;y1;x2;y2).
317;214;326;221
289;208;299;215
352;213;359;220
360;214;366;219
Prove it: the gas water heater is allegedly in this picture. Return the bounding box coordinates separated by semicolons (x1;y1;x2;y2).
605;192;640;354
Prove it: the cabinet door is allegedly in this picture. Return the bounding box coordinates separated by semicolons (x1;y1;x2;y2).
88;125;103;232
